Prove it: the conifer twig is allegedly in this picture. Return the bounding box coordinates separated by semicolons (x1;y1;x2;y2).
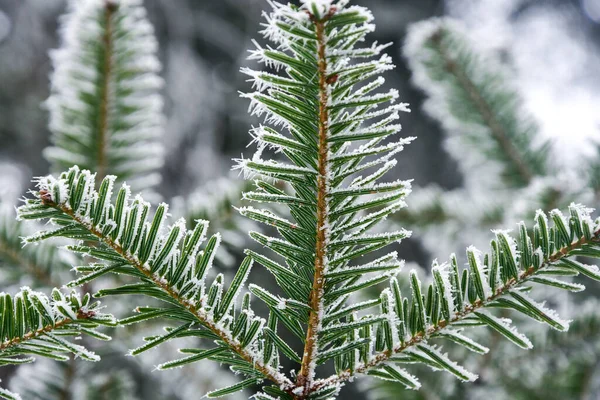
46;199;292;389
311;228;600;391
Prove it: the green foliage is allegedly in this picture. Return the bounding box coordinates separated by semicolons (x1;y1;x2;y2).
0;287;115;399
0;1;168;397
404;18;550;189
17;166;290;395
1;0;168;396
5;1;600;399
45;0;164;194
368;297;600;400
305;203;600;393
237;0;415;395
398;17;592;260
395;16;600;400
175;177;255;267
480;298;600;400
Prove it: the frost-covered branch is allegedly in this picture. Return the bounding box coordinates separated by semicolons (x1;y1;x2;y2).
45;0;164;195
296;7;335;393
10;1;600;399
239;0;413;397
0;287;114;400
404;18;550;189
17;167;292;394
311;204;600;392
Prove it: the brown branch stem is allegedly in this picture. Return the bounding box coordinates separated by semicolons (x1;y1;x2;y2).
0;314;82;351
295;12;333;398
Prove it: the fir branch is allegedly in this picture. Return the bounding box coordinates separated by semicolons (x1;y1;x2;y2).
0;315;73;352
240;1;412;396
11;1;600;398
311;206;600;392
17;167;292;391
57;205;285;386
404;18;550;188
0;286;114;400
296;7;336;393
429;29;533;184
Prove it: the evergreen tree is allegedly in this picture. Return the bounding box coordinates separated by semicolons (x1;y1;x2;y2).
2;1;600;399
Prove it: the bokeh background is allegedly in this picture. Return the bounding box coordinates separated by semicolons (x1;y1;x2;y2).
1;0;600;399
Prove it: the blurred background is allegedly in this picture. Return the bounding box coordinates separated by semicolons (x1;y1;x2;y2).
1;0;600;399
